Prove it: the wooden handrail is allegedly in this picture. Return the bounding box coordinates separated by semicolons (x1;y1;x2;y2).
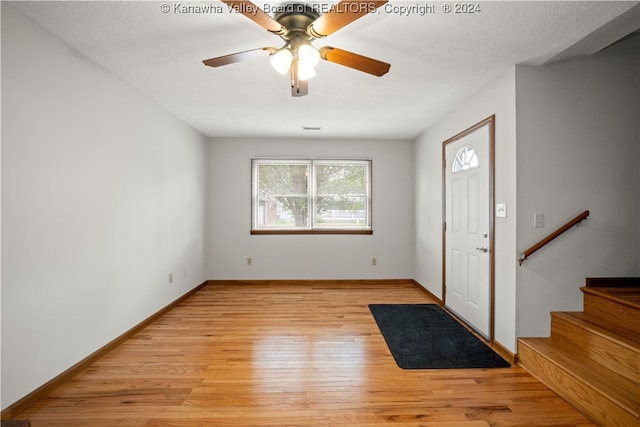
518;210;590;266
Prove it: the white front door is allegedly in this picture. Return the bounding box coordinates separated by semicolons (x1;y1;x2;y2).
444;118;493;339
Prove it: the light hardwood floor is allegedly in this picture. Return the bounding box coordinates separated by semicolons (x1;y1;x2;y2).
17;282;597;426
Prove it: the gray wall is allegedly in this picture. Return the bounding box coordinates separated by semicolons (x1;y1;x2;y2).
207;138;415;280
414;67;518;351
1;4;208;408
515;35;640;338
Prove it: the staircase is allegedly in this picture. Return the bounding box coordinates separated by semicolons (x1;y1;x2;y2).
518;281;640;427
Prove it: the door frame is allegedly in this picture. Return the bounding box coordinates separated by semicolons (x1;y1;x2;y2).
442;115;496;343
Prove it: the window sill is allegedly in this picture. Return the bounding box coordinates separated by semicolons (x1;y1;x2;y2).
250;229;373;235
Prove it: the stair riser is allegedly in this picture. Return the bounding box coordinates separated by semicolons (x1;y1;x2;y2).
518;341;638;427
583;293;639;336
551;315;639;382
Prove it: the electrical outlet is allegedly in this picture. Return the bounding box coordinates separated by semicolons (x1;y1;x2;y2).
372;258;377;266
184;266;189;276
534;213;544;228
247;258;252;266
169;273;174;284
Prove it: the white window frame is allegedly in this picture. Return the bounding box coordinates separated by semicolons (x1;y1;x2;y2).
251;158;372;235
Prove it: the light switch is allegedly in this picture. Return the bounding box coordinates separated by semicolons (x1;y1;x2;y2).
496;203;507;218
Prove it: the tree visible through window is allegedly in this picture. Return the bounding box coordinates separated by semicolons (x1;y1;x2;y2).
252;159;372;234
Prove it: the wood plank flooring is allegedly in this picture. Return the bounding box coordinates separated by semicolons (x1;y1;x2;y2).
16;282;597;426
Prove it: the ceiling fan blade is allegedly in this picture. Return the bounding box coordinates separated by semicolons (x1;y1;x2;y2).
221;1;286;35
307;1;387;38
319;46;390;77
203;47;274;67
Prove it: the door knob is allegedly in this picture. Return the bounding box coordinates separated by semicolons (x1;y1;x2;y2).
476;245;489;253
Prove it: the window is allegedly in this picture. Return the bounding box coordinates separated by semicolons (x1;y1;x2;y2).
252;159;372;234
452;145;478;173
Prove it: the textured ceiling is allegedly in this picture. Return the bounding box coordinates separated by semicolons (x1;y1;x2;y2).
9;1;640;139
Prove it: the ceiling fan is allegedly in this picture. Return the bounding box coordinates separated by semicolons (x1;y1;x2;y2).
203;0;391;96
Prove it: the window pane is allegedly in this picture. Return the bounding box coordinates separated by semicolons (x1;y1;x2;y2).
314;162;369;229
256;163;309;228
252;159;371;232
315;163;366;196
452;145;479;173
258;164;308;195
315;196;366;227
256;196;308;228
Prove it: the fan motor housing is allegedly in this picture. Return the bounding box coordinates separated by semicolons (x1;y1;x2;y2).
274;3;320;34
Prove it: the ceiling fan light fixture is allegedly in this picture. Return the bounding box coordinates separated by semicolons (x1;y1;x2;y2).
298;43;320;67
297;62;317;80
296;42;319;80
270;48;293;75
204;0;392;96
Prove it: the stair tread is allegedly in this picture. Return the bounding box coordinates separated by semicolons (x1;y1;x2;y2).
552;311;640;348
519;337;640;416
581;286;640;310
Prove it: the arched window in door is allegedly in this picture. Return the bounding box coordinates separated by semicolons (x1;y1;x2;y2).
452;145;479;173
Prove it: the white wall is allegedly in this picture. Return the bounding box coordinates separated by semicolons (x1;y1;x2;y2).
1;4;208;409
207;138;414;280
414;67;518;352
515;35;640;338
